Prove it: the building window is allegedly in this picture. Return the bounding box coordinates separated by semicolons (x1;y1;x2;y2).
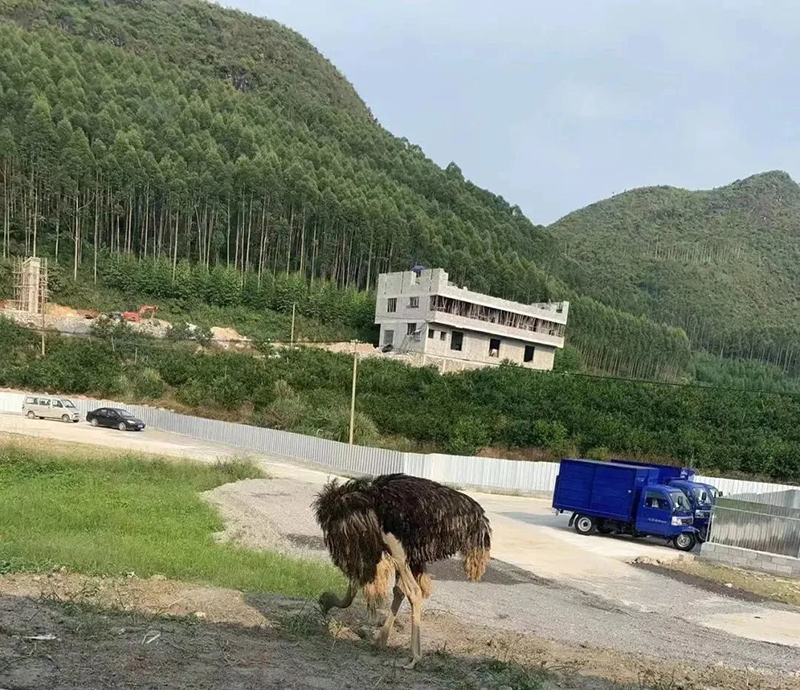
524;345;535;363
451;331;464;351
387;297;397;313
407;323;416;335
440;331;446;341
428;328;435;339
383;330;394;346
409;296;419;308
489;338;501;357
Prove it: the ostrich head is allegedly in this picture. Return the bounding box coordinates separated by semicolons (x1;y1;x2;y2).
318;590;339;615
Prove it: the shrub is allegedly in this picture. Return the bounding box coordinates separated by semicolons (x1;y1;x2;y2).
258;396;308;431
166;321;212;346
255;380;308;430
447;417;492;456
131;367;166;400
315;405;380;445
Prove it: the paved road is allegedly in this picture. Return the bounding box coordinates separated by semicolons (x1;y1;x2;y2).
2;412;800;675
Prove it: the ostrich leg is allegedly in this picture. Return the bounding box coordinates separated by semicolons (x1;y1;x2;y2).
382;533;423;669
376;584;405;647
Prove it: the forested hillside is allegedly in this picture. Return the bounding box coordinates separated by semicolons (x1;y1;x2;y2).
547;172;800;374
0;0;691;382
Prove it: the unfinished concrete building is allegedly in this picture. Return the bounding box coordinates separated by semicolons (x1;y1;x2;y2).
375;267;569;372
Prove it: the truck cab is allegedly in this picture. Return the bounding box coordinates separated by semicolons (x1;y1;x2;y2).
636;485;696;549
609;459;719;541
664;479;718;540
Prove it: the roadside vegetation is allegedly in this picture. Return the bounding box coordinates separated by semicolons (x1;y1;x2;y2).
0;443;344;597
2;318;800;483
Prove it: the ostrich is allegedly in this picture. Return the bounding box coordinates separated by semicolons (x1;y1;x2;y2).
313;473;491;669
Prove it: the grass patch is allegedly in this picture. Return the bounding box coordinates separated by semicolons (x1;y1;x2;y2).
477;658;548;690
0;444;344;598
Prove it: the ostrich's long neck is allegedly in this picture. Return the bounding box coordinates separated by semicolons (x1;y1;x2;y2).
332;584;357;608
321;582;357;612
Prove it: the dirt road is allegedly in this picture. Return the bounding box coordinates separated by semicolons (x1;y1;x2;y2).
2;412;800;682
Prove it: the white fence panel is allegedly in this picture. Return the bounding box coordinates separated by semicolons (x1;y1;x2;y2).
0;392;24;413
695;475;797;498
422;454;559;494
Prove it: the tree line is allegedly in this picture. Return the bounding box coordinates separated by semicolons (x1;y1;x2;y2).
0;13;693;382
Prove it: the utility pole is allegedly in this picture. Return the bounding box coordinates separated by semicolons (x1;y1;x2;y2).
290;303;296;348
349;342;359;445
40;259;47;356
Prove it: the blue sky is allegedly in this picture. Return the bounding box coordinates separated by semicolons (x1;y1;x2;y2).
218;1;800;224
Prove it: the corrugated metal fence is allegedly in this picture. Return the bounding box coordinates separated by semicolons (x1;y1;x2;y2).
0;390;795;500
708;492;800;558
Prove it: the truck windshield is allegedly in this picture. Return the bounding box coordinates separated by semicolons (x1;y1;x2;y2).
670;491;691;513
61;400;76;409
693;487;711;506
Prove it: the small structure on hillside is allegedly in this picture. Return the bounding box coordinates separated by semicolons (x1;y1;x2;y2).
11;257;48;315
374;267;569;372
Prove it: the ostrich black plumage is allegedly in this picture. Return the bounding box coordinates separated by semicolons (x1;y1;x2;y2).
313;473;492;668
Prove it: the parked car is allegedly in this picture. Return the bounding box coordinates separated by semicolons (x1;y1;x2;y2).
23;395;80;423
86;407;146;431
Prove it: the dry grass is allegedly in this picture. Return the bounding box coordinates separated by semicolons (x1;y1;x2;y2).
653;557;800;607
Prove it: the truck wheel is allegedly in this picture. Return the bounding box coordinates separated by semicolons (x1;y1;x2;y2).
61;414;70;423
673;533;697;552
26;410;36;419
574;515;596;535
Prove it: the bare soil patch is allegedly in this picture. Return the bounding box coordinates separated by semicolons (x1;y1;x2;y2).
0;572;797;690
634;557;800;608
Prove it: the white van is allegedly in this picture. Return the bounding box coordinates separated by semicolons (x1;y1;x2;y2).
22;395;81;423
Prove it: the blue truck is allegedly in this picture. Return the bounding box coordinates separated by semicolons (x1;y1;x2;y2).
552;458;699;551
609;459;720;541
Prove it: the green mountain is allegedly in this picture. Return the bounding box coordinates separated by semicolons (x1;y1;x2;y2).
546;172;800;373
6;0;786;384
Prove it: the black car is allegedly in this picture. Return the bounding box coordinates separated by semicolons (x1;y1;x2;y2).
86;407;146;431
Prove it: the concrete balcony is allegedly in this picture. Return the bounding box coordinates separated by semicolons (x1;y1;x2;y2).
429;311;565;349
